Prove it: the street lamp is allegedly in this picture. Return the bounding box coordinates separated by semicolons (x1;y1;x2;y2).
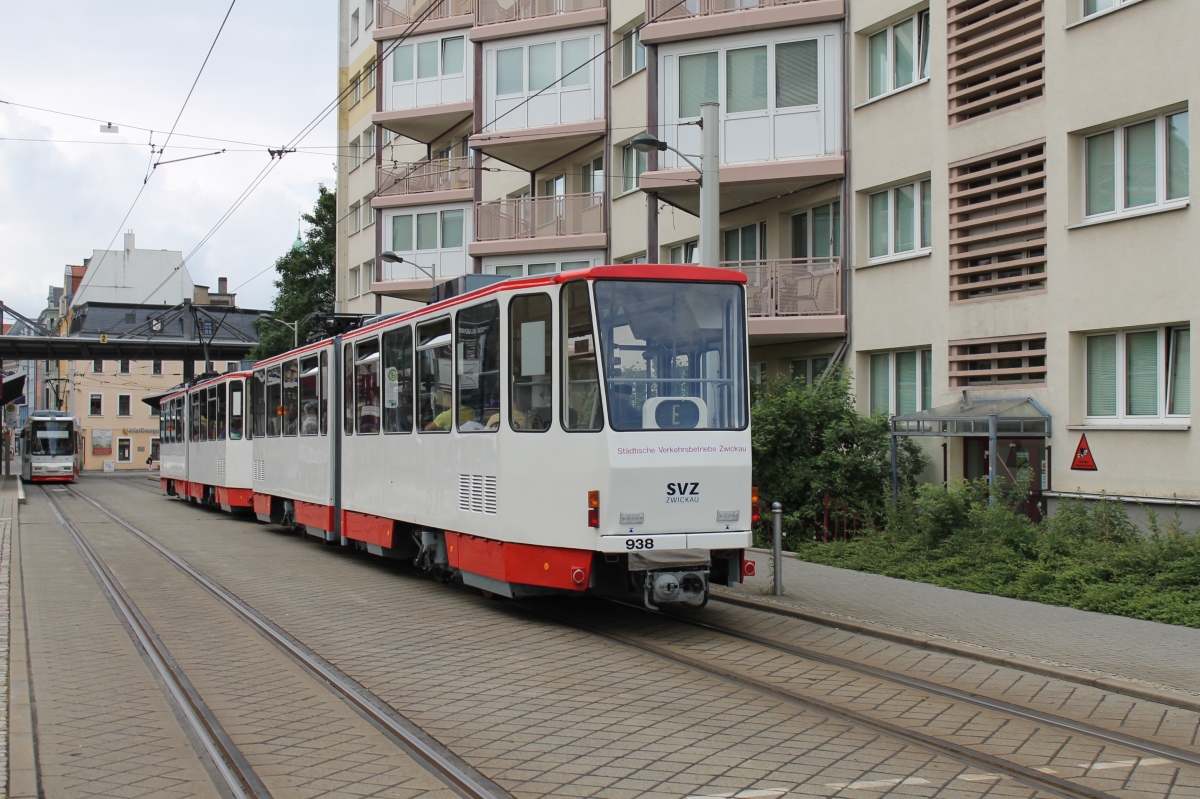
380;251;436;280
631;102;720;268
258;313;298;349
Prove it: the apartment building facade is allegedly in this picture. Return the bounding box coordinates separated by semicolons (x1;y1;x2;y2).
336;0;1194;514
850;0;1195;516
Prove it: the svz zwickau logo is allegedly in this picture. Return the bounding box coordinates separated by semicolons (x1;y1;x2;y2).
666;482;700;504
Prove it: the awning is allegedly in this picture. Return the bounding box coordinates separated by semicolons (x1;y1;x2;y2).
890;396;1051;438
2;373;25;406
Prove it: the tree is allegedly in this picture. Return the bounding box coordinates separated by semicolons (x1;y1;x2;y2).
249;185;336;359
751;368;927;534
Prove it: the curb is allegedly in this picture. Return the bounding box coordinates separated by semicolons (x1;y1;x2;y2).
14;479;24;506
7;497;39;798
714;576;1200;715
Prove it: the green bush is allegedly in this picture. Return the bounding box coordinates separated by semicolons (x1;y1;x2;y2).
751;369;926;542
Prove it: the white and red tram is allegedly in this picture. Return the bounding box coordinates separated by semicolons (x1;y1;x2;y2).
19;410;81;483
158;372;254;512
162;266;753;606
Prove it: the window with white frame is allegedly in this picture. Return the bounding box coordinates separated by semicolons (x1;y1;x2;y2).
616;27;645;82
1084;110;1189;220
869;348;933;415
497;37;591;96
1083;0;1138;18
118;359;130;373
668;240;698;264
89;393;103;416
749;362;767;384
621;144;648;193
679;38;819;120
791;201;841;258
363;0;374;29
1086;326;1190;421
350;201;362;234
394;35;466;83
581;156;604;194
362;194;375;226
791;356;831;384
723;222;765;264
868;178;932;261
351;9;360;43
353;71;362;104
348;267;360;298
493;259;591;277
92;359;103;373
363;260;375;288
152;360;163;376
867;10;931;100
362;128;375;161
366;59;376;91
349;136;361;169
617;253;647;264
117;437;132;463
118;394;131;417
391;209;465;252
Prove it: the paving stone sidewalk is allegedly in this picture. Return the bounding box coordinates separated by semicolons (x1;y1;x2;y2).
0;477;19;799
726;549;1200;705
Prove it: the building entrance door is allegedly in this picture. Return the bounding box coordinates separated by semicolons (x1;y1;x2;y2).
964;437;1045;518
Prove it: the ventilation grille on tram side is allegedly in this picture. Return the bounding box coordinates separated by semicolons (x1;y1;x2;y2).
458;474;498;515
253;459;265;482
217;458;226;480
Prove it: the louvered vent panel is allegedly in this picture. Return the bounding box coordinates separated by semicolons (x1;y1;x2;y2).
949;333;1047;387
949;141;1046;303
253;459;265;482
458;474;498;515
947;0;1044;125
217;458;226;480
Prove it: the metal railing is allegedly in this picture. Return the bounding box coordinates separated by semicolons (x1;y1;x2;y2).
475;193;605;241
476;0;603;26
378;0;471;27
650;0;817;20
720;257;841;318
377;158;473;198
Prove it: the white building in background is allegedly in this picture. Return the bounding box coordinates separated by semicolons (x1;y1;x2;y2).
71;231;194;308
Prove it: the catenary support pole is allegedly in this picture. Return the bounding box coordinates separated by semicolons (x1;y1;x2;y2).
698;102;720;268
772;501;783;596
988;414;998;506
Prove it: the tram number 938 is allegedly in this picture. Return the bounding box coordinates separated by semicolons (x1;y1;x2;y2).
625;538;655;550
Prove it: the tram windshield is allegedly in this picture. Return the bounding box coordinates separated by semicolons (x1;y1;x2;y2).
28;420;74;456
594;280;747;431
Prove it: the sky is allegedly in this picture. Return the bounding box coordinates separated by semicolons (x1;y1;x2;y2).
0;1;338;321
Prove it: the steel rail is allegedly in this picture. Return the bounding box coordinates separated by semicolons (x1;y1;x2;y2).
64;485;512;799
678;600;1200;771
41;487;271;799
521;601;1133;799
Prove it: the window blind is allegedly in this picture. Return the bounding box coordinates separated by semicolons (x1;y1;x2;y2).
726;46;767;113
870;354;890;415
1124;120;1158;208
417;41;440;79
894;184;916;253
1168;112;1190;201
562;39;590;87
1086;132;1116;215
678;53;718;118
441;210;464;248
776;40;818;108
1084;0;1117;15
416;213;438;250
496;48;523;94
920;180;931;249
1087;335;1117;416
529;43;557;91
394;45;413;82
1170;328;1191;415
921;349;932;410
1125;331;1158;416
868;31;887;98
895;351;918;415
869;192;889;258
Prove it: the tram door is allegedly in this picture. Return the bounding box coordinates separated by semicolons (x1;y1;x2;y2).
964;438;1045;519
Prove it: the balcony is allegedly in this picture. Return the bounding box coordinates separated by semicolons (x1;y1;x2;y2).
469;193;606;256
373;158;474;209
375;0;472;37
640;0;842;44
641;157;843;215
723;258;844;341
473;0;607;40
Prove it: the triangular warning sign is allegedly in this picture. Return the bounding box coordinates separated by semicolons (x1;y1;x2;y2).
1071;434;1097;471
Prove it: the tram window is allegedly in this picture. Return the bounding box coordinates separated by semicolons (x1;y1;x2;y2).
29;418;73;456
319;350;329;436
561;281;602;431
282;360;299;436
383;327;414;434
252;370;267;439
456;301;499;433
209;387;220;440
229;380;244;440
216;383;227;441
417;318;452;432
593;280;748;431
299;356;320;436
267;365;283;437
191;393;201;442
343;343;354;435
356;338;381;434
510;294;552;432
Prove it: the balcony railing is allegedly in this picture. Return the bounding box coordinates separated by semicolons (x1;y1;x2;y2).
378;0;471;28
377;158;473;198
476;0;603;26
721;258;841;317
650;0;818;21
476;193;605;241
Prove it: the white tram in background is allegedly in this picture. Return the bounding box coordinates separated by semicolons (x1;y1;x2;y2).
164;265;754;607
157;372;254;512
19;410;81;483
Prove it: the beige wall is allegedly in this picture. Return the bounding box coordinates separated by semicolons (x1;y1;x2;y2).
850;0;1198;501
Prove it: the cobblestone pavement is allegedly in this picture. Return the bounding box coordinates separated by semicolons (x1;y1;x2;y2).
729;551;1200;701
61;477;1084;798
0;480;16;799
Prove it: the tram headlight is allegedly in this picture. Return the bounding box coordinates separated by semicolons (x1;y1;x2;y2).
587;490;600;528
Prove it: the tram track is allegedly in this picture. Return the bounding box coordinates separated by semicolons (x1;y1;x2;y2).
517;599;1199;799
46;484;512;799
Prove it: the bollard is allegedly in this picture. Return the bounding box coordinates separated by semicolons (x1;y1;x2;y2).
772;501;783;596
